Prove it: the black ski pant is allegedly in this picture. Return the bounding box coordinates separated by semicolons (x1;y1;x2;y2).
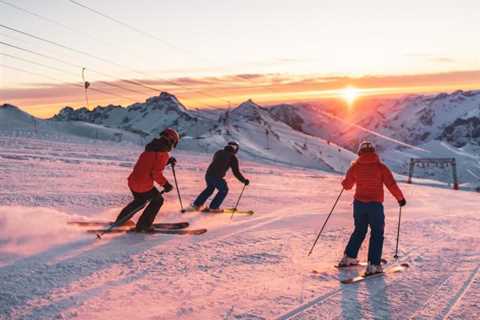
115;187;164;231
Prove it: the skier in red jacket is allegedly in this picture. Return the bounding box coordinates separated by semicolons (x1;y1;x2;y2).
339;141;406;275
114;128;180;232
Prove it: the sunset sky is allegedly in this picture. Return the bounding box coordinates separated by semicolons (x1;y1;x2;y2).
1;0;480;117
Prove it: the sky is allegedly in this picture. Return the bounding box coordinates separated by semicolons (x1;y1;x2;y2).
1;0;480;117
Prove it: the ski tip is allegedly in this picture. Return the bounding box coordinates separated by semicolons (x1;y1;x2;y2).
96;233;102;240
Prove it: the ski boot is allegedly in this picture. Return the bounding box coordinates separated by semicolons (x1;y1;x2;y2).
183;204;202;213
365;262;383;276
338;254;359;267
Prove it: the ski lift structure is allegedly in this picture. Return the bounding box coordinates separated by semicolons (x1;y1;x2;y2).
407;158;459;190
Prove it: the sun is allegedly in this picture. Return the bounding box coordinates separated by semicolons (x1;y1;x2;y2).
341;86;359;106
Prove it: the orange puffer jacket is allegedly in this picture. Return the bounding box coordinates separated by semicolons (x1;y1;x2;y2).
342;152;404;203
128;138;170;193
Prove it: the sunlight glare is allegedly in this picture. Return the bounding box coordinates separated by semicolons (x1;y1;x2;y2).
341;86;359;106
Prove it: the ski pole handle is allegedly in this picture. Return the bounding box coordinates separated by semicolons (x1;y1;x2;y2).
307;188;344;256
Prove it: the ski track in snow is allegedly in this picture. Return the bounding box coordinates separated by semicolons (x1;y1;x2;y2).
0;135;479;319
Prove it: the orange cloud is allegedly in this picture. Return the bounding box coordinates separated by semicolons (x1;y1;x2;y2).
2;70;480;118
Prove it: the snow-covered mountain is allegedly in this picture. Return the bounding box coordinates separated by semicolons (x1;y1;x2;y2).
0;103;141;144
2;95;356;173
54;92;214;138
268;103;344;141
350;90;480;148
185;99;355;172
266;90;480;187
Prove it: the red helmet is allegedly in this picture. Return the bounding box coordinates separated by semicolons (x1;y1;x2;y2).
161;128;180;148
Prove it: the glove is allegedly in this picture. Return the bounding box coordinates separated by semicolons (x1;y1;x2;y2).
398;199;406;207
167;157;177;166
244;179;250;186
163;181;173;193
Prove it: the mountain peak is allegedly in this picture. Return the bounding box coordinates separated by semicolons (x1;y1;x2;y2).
233;99;262;113
0;104;32;118
0;103;20;111
238;99;259;107
145;92;187;112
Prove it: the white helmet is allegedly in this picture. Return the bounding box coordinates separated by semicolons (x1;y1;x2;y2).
227;141;239;153
357;141;375;155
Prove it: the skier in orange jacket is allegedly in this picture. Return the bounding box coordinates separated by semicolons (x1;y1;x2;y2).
339;141;406;275
114;128;180;232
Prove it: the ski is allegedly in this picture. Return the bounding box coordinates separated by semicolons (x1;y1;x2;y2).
340;263;409;284
201;208;254;215
68;220;136;227
311;259;388;274
69;220;189;229
335;258;388;269
224;208;255;215
152;222;189;229
86;227;206;235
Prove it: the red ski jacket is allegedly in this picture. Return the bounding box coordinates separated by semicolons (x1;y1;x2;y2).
342;152;404;203
128;138;170;193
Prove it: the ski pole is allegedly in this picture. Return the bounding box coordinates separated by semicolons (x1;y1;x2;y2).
97;191;164;239
394;206;403;259
231;184;247;220
171;163;185;213
307;188;344;256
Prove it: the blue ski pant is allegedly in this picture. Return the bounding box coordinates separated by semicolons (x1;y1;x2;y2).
345;200;385;265
193;176;229;209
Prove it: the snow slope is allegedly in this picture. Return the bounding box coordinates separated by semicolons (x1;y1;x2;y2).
1;135;479;319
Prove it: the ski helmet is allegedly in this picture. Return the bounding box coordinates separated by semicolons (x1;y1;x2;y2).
357;141;375;155
160;128;180;148
227;141;239;153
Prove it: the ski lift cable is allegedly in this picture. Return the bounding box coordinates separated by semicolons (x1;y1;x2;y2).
68;0;188;53
0;24;230;105
0;0;117;49
0;51;147;96
0;52;78;76
67;0;259;98
0;41;214;107
1;44;220;109
1;63;138;102
0;40;164;95
317;110;430;153
0;0;206;88
0;24;148;76
67;0;268;89
1;42;219;109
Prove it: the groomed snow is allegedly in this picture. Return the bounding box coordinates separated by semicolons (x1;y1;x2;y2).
0;135;479;319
